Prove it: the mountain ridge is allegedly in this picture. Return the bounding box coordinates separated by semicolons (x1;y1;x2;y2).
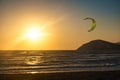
77;39;120;50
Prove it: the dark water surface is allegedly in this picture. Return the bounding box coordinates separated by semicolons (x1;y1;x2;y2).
0;50;120;74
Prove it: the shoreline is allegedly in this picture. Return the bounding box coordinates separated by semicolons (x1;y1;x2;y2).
0;70;120;80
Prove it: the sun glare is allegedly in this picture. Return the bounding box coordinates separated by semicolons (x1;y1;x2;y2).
25;26;47;41
26;28;40;40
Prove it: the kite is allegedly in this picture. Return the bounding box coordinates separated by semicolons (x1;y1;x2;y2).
83;18;96;32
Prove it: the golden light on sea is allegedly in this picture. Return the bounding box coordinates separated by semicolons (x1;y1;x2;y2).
25;56;40;65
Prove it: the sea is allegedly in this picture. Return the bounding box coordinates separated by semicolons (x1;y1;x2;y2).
0;50;120;74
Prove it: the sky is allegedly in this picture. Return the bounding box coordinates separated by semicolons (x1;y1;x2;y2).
0;0;120;50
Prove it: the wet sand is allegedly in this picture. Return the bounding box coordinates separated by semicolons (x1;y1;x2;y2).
0;70;120;80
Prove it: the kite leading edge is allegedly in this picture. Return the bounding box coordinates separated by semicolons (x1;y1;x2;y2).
83;18;96;32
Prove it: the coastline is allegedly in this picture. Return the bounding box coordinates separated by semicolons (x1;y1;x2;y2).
0;70;120;80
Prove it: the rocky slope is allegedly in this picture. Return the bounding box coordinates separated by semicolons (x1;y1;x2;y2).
77;39;120;50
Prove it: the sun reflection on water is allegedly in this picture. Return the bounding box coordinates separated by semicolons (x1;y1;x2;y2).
30;71;38;74
25;56;42;65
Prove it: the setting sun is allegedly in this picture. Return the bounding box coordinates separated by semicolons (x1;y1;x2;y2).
26;27;41;40
25;26;48;41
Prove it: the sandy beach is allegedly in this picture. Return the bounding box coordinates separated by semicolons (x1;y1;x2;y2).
0;70;120;80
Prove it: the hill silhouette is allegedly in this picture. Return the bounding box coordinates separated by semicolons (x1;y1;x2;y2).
77;39;120;50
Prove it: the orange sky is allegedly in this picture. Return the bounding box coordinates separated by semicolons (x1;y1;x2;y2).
0;0;120;50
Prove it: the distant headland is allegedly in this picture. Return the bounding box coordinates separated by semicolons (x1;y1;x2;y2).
77;39;120;51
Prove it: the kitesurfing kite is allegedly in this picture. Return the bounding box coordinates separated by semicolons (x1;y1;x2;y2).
83;17;96;32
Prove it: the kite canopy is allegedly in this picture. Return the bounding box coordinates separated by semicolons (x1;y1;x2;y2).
83;18;96;32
